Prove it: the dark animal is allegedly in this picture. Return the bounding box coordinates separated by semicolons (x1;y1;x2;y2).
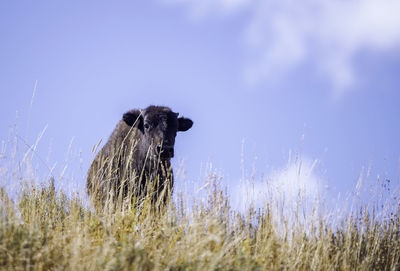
87;105;193;213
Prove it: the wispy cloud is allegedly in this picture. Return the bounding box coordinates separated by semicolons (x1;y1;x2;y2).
162;0;400;92
231;156;323;214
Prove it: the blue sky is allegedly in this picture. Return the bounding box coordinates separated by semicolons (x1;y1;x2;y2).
1;0;400;209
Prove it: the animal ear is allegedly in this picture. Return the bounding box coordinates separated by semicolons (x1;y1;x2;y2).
178;117;193;132
123;110;144;131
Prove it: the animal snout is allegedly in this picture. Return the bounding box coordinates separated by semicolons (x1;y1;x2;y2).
156;145;174;158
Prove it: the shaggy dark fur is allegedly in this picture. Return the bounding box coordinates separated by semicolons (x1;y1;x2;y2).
87;105;193;212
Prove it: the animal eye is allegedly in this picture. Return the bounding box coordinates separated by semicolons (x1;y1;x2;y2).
144;123;150;129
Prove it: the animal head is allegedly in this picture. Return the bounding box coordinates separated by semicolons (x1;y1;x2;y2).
122;106;193;159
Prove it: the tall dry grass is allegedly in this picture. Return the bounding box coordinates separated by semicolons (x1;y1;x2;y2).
0;125;399;271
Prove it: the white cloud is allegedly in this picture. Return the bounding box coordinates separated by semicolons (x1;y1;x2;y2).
162;0;400;92
232;157;323;214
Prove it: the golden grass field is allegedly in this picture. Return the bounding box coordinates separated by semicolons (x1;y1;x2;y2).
0;129;399;271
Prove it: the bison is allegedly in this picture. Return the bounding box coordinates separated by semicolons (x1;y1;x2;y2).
87;105;193;213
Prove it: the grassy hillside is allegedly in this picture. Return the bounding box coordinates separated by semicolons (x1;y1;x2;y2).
0;176;399;270
0;131;399;270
